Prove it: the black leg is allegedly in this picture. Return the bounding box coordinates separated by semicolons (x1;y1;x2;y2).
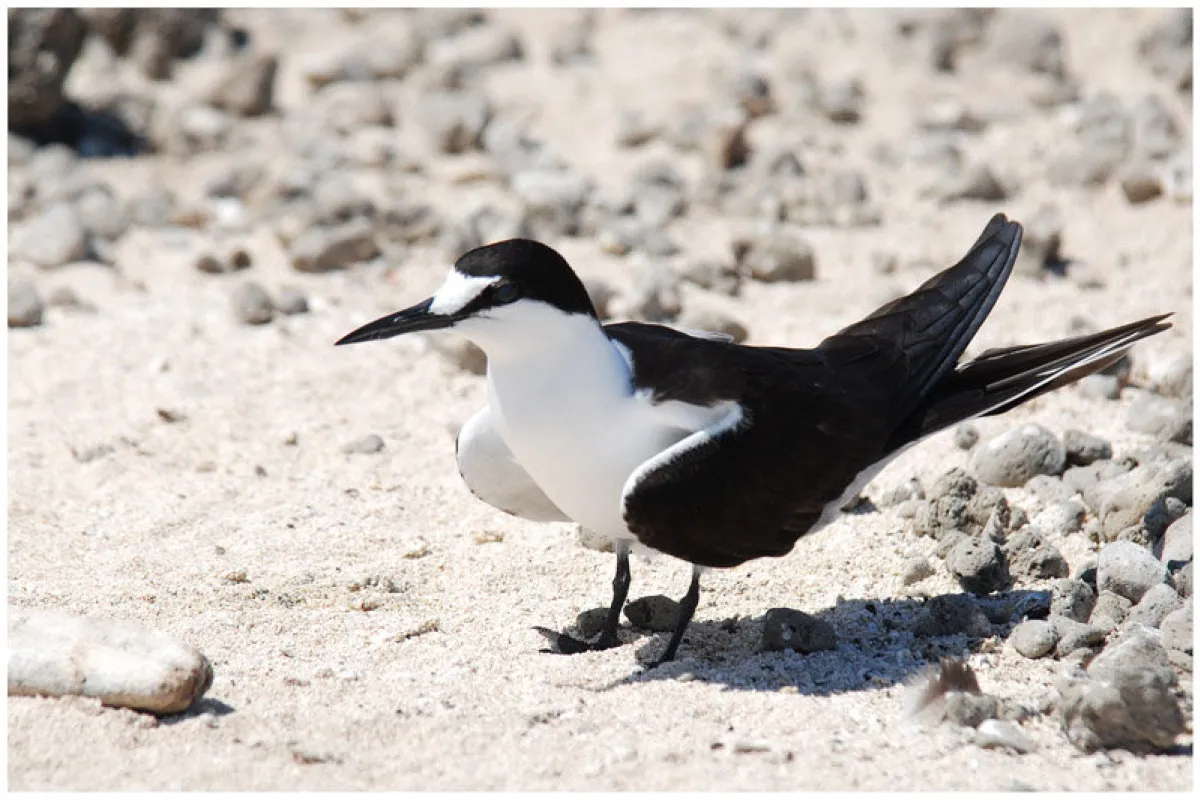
593;539;631;650
534;539;632;655
650;565;702;667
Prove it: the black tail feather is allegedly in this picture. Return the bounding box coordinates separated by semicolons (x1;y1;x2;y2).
889;313;1173;449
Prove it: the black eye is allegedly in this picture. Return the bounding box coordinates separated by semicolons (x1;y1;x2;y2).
493;282;520;304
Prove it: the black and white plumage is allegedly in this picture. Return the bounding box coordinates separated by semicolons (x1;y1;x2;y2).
337;214;1170;665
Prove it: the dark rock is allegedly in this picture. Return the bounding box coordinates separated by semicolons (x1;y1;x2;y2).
574;607;609;641
913;594;992;638
1171;561;1192;598
417;91;491;154
624;595;679;632
1010;619;1058;659
289;220;381;273
1003;527;1069;581
8;9;87;130
947;536;1010;595
209;52;277;117
702;106;750;170
231;281;274;325
733;225;817;282
1051;578;1097;623
1098;540;1167;604
342;434;385;455
1063;429;1112;467
970;423;1066;487
8;281;45;329
760;607;836;653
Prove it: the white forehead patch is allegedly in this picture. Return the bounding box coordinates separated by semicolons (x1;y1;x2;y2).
428;271;497;316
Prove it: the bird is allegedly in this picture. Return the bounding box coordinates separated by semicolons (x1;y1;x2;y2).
336;213;1170;666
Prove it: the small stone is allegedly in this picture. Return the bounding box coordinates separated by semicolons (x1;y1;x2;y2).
953;423;979;450
274;286;309;316
760;607;836;653
1010;619;1058;659
1156;512;1192;567
1171;561;1192;598
947;536;1010;595
1076;374;1120;401
1090;590;1133;634
575;526;614;553
231;281;274;325
290;221;381;273
1124;389;1191;445
622;266;683;323
342;434;385;455
624;595;679;632
208;52;277;117
976;719;1035;753
511;168;591;238
8;281;44;328
969;423;1066;487
901;556;936;586
1120;166;1164;204
614;110;660;148
704;106;750;170
1031;498;1087;536
1003;527;1069;581
575;607;609;640
1160;606;1192;655
1058;666;1185;752
880;478;924;507
1098;540;1168;604
936;163;1008;203
427;23;524;75
944;692;1000;728
733;225;817;282
417;91;491;154
1088;628;1173;684
12;201;88;268
913;594;992;638
1050;579;1097;623
308;83;393;134
984;11;1067;78
1052;615;1106;657
677;305;749;344
1125;583;1182;630
1144;351;1192;399
819;77;863;124
312;175;375;225
731;70;774;118
427;336;487;376
75;184;129;241
1063;429;1112;466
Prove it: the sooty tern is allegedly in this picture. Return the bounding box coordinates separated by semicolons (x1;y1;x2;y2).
337;214;1170;666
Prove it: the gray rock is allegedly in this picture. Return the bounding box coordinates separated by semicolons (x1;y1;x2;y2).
163;104;232;155
274;286;309;316
1144;351;1193;399
984;11;1067;78
8;281;44;328
12;202;89;268
1003;527;1069;581
1090;590;1133;633
953;423;979;450
1051;579;1097;623
1089;628;1173;683
547;11;594;67
574;607;609;641
511;168;591;238
309;83;393;134
819;77;864;124
976;719;1035;753
1156;512;1192;567
913;594;992;638
1120;165;1164;204
1097;540;1167;604
614;110;661;148
1172;561;1192;598
382;201;442;245
623;267;683;323
1063;457;1135;508
944;692;1000;728
1058;665;1185;752
631;164;688;227
418;91;491;154
1076;373;1121;401
1051;615;1106;657
1099;462;1191;540
733;225;817;282
1063;429;1112;466
947;536;1010;595
970;423;1066;487
290;220;380;273
1128;91;1183;156
312;175;375;225
76;185;129;242
901;556;936;586
428;23;523;75
879;478;924;507
231;281;274;326
760;607;836;653
7;9;87;129
916;97;986;133
1125;583;1182;630
1160;606;1192;655
342;434;385;455
1010;619;1059;659
624;595;679;632
913;467;976;539
935;163;1008;204
209;52;277;117
1032;499;1087;536
1125;389;1192;445
1025;474;1074;504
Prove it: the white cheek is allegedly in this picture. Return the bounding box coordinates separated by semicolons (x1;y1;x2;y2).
429;272;496;316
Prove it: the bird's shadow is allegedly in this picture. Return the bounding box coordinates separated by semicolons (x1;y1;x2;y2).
593;589;1050;696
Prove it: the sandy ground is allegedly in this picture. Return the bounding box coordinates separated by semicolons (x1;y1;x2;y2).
7;8;1194;790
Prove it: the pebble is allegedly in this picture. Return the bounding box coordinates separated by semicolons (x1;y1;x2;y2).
1171;561;1192;598
677;305;749;344
984;10;1067;78
953;423;979;450
614;110;661;148
760;607;836;653
819;77;864;124
428;23;524;75
946;536;1010;595
8;281;45;328
1155;512;1191;567
1058;666;1185;753
76;184;129;241
623;266;683;323
1130;93;1183;161
1051;615;1105;657
1012;204;1064;277
912;593;992;638
943;692;1000;728
1124;389;1192;445
1063;429;1112;466
679;258;742;296
1050;578;1097;623
209;52;277;117
230;281;274;325
511;168;591;238
935;163;1008;204
289;220;381;272
548;12;594;67
312;175;375;225
574;607;609;641
1076;373;1121;401
1159;606;1192;655
731;70;774;118
1144;351;1192;399
623;595;679;632
310;83;393;134
1009;619;1058;659
732;225;817;282
427;336;487;376
1003;527;1069;581
879;478;924;507
1138;8;1193;90
702;106;750;170
274;286;309;316
1119;165;1164;204
1031;498;1086;535
1125;583;1182;630
1097;540;1166;604
976;718;1035;753
417;90;491;154
12;201;89;267
1089;590;1133;633
8;608;212;714
900;556;935;586
969;423;1065;487
342;434;385;455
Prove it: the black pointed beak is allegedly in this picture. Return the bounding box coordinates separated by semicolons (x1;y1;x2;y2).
335;298;455;346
